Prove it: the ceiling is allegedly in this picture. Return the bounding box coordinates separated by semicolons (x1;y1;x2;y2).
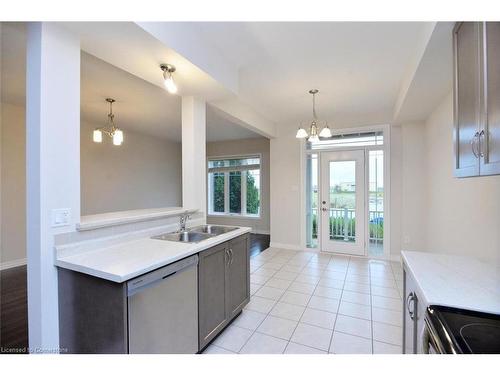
0;22;264;143
194;22;444;126
2;22;454;137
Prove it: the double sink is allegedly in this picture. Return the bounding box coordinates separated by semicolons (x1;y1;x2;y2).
152;225;238;243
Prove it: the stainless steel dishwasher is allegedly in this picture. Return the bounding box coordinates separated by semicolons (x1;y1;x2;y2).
127;254;199;354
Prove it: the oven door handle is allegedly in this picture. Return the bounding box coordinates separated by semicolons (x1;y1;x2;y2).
423;317;444;354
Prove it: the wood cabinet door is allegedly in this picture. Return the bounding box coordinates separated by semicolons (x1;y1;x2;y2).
481;22;500;176
453;22;481;177
226;234;250;320
198;242;229;350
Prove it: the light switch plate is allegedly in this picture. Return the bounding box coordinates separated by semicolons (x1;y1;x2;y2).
51;208;71;227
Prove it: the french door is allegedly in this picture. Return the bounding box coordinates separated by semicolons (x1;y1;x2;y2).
320;150;365;256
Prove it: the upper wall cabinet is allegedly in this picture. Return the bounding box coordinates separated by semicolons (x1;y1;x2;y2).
453;22;500;177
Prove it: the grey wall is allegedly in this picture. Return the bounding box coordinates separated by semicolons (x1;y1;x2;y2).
1;102;26;264
81;121;182;215
206;138;270;234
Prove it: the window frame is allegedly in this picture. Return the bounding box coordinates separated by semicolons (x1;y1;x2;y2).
207;154;262;219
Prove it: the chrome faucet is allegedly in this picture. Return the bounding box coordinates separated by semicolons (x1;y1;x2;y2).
179;212;191;232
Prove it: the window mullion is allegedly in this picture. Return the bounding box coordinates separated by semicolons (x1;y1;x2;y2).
241;170;247;216
224;172;229;214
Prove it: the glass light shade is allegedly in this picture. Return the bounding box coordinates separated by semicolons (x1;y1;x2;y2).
308;134;320;143
319;126;332;138
296;128;308;139
164;75;178;94
93;129;102;143
113;129;124;145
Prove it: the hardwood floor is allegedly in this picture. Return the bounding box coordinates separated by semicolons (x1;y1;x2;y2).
0;265;28;353
0;234;269;353
249;233;270;257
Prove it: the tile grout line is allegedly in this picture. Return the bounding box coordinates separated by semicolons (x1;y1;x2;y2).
284;255;326;353
326;255;350;353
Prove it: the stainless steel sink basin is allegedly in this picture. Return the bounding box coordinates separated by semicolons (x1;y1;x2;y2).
189;225;238;235
151;231;213;243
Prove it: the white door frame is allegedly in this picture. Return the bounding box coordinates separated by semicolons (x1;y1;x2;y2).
299;124;391;259
320;150;366;256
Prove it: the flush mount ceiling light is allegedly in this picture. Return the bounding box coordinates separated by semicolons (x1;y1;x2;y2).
296;89;332;142
93;98;124;146
160;63;178;94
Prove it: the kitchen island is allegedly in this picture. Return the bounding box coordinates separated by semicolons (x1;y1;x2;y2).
56;225;251;354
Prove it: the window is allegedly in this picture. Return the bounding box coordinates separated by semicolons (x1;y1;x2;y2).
208;156;261;217
308;131;383;151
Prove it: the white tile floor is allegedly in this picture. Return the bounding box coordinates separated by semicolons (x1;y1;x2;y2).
203;247;404;354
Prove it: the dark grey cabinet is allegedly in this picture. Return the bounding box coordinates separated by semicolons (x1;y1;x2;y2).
198;242;230;349
227;234;250;319
453;22;500;177
198;234;250;350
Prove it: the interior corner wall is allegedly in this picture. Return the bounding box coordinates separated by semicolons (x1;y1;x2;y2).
206;137;270;234
0;102;26;264
269;123;303;249
424;93;500;263
80;121;182;215
400;121;427;253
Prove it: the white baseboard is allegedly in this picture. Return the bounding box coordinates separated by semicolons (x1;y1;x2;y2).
0;258;27;271
390;253;402;263
269;242;307;251
252;229;270;235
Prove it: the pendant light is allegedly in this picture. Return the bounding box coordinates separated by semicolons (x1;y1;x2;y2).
93;98;124;146
295;89;332;141
160;63;178;94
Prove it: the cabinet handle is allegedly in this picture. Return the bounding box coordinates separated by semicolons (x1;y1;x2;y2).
471;131;480;158
479;129;485;158
229;248;234;266
225;249;230;266
406;292;416;321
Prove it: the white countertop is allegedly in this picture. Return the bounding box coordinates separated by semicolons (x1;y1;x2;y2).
402;251;500;315
56;226;251;283
78;207;198;231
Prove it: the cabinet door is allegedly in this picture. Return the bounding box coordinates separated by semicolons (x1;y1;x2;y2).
453;22;481;177
226;234;250;319
198;242;229;350
403;268;419;354
481;22;500;175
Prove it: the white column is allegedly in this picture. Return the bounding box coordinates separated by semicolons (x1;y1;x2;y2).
181;96;206;218
26;22;80;352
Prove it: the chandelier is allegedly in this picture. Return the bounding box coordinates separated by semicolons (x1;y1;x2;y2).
92;98;124;146
295;89;331;142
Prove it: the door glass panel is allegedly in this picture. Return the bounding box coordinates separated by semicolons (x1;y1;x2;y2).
229;171;241;214
306;154;318;248
369;150;384;256
329;161;356;242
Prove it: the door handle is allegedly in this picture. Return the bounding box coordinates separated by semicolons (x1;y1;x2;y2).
321;207;328;212
406;292;416;320
471;131;480;158
478;129;485;158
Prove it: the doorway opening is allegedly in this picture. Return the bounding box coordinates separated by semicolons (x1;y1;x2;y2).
304;128;388;258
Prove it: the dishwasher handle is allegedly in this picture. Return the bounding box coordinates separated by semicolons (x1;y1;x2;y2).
127;254;198;297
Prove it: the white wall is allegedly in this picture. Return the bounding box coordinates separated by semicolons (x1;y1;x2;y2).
1;102;26;265
424;93;500;263
269;124;303;249
81;121;182;215
206;137;270;234
400;122;427;252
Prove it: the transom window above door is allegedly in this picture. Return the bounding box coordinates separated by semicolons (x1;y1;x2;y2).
207;156;261;218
